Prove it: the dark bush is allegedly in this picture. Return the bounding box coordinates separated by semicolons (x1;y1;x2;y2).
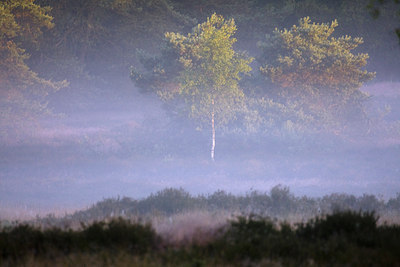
217;215;300;262
297;211;378;243
0;218;158;263
1;211;400;266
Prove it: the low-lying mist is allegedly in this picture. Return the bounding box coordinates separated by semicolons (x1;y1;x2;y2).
1;77;399;219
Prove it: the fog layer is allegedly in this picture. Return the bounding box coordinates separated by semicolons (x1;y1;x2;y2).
1;0;399;217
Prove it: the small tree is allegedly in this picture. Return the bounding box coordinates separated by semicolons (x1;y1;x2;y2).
132;14;253;160
258;17;375;128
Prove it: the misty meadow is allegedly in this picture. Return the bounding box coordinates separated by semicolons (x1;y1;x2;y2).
1;0;400;265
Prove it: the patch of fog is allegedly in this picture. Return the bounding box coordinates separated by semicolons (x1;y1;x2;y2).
361;81;400;96
1;80;400;219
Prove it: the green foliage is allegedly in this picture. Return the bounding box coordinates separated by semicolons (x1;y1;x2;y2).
221;215;282;260
131;13;253;159
235;96;315;137
297;210;378;242
1;204;400;265
35;0;193;66
0;218;158;263
26;0;195;115
163;13;253;126
1;0;396;144
132;13;253;127
0;196;400;266
216;211;400;265
0;0;66;141
258;17;375;129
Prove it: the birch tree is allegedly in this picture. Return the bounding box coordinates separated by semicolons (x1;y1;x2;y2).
131;14;253;160
168;14;253;160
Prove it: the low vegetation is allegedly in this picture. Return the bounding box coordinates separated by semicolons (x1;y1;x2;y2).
1;187;400;265
1;208;399;266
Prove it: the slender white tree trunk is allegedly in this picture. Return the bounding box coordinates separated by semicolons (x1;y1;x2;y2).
211;99;215;161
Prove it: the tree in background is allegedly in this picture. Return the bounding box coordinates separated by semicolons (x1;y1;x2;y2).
258;17;375;131
132;14;253;160
0;0;65;142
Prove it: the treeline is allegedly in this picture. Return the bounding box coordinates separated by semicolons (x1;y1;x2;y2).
20;0;400;80
27;187;400;227
1;211;400;265
1;0;399;145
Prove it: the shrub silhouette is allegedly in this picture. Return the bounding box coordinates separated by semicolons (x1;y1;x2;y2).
297;210;378;242
0;218;158;263
216;215;300;263
1;211;400;266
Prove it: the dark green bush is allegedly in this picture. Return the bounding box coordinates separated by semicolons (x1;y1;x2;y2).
294;211;400;265
209;211;400;265
215;215;300;263
297;211;378;242
1;211;400;266
0;218;158;263
81;218;157;253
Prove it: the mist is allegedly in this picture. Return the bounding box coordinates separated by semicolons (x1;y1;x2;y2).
1;0;400;220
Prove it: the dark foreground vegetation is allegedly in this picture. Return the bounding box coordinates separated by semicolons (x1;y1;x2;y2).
1;210;400;266
1;187;400;266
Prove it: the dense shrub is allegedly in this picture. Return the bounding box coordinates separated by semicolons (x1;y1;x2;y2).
0;218;158;264
218;215;299;262
214;211;400;265
1;211;400;266
297;211;378;244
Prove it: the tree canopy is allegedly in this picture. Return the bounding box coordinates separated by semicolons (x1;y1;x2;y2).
163;14;253;125
1;0;398;146
132;14;253;159
0;0;65;141
258;17;375;128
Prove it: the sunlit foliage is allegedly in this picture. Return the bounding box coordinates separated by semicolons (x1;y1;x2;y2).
258;17;376;129
0;0;65;141
163;14;253;125
132;14;253;159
